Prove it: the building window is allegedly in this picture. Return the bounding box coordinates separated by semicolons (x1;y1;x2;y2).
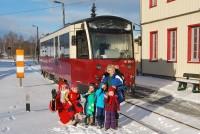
149;0;157;8
188;24;200;63
167;28;177;62
150;31;158;61
167;0;175;2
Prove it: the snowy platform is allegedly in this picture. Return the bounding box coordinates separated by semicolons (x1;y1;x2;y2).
136;76;200;104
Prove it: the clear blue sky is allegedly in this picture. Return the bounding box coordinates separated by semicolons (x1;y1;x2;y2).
0;0;140;39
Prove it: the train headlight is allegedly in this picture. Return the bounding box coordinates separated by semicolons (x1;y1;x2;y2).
95;75;99;80
127;64;132;69
96;64;101;70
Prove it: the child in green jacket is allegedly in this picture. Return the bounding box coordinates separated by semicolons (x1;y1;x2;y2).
83;83;96;126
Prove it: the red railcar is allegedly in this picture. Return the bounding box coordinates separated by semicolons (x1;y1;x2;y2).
40;16;135;91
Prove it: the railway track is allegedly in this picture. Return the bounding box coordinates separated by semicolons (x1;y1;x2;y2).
119;92;200;134
124;100;200;131
119;112;166;134
128;86;200;117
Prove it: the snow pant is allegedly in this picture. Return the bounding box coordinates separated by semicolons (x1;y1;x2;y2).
104;111;117;129
95;107;104;127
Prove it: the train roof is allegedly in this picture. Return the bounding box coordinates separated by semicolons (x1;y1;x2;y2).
71;15;132;25
40;15;132;40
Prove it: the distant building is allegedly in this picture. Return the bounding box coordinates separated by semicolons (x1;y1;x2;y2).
140;0;200;78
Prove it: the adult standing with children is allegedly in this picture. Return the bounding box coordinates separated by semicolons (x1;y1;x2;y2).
101;64;126;129
101;64;125;103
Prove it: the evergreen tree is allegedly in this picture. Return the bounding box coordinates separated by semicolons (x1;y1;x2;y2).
91;3;96;18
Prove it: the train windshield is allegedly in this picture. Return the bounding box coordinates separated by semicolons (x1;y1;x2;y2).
88;18;133;59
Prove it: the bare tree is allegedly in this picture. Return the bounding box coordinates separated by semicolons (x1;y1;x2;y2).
1;31;36;59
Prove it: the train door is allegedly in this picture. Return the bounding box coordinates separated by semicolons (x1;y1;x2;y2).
73;30;90;84
76;30;89;59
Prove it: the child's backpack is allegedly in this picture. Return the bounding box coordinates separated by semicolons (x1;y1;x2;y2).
116;86;126;103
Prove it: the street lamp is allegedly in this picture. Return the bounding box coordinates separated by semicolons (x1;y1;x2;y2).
53;0;65;27
32;25;39;63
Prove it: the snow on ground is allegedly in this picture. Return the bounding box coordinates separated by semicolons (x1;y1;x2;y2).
136;76;200;104
125;98;200;130
120;101;200;134
0;60;156;134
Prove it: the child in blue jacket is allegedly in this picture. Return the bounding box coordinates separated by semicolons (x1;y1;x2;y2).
95;83;106;128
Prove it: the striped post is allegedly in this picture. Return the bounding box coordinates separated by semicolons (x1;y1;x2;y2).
16;49;24;87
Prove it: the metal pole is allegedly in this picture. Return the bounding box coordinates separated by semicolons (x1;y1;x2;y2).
36;26;39;63
53;1;65;27
32;25;39;63
19;78;22;87
62;2;65;27
26;94;30;112
34;35;36;63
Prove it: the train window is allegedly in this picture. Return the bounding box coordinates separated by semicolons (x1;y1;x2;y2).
49;39;54;57
71;36;76;46
40;42;45;56
55;37;58;58
59;33;69;58
40;38;54;57
88;18;133;59
76;30;89;59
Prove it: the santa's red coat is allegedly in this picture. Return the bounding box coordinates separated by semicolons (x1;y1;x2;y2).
49;91;75;124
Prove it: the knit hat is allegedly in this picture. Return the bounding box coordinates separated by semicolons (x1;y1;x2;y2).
108;86;116;92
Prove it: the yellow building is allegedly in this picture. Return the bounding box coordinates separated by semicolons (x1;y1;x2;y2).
140;0;200;78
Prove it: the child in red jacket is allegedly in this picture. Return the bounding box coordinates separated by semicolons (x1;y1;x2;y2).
68;84;83;125
104;86;119;130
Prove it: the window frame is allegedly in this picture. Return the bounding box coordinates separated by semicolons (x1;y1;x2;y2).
59;33;70;58
188;23;200;63
167;0;175;3
150;31;158;62
76;30;89;59
149;0;157;8
167;28;177;63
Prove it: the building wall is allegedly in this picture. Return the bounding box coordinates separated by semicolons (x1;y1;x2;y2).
141;0;200;24
141;0;200;77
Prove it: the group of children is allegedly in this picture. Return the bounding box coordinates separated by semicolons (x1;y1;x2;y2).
49;64;125;131
83;83;120;130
